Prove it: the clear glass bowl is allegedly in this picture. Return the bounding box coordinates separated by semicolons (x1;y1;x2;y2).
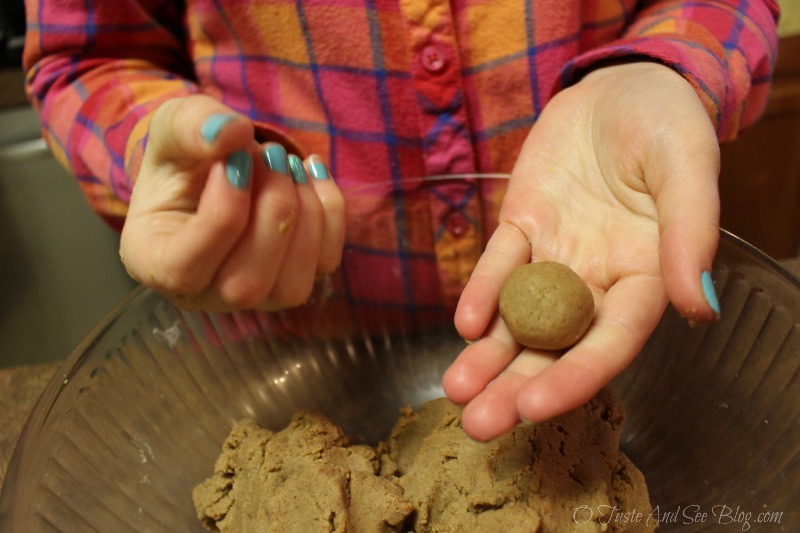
0;176;799;532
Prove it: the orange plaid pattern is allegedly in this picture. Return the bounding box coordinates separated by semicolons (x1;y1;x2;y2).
23;0;780;329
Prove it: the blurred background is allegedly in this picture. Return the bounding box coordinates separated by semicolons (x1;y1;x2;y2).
0;0;138;368
1;1;799;368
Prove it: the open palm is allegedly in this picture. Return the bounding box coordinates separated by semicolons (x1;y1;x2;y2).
445;62;722;441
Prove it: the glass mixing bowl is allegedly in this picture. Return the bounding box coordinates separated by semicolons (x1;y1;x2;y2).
0;176;798;532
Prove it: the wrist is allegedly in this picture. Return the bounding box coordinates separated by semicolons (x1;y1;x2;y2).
578;58;679;84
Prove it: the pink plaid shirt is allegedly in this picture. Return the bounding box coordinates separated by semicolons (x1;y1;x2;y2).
23;0;779;332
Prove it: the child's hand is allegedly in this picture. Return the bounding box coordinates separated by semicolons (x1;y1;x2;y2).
119;95;345;311
445;62;721;440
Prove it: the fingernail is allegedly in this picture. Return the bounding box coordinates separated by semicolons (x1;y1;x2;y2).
201;113;236;143
308;155;330;180
701;270;720;316
262;143;289;175
288;154;308;184
226;151;252;189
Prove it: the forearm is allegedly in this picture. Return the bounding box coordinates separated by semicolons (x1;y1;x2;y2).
23;0;197;227
556;0;780;141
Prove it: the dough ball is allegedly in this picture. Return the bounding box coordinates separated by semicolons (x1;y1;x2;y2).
499;262;594;350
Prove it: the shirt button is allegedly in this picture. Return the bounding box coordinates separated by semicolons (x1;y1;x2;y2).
421;45;447;73
446;211;470;237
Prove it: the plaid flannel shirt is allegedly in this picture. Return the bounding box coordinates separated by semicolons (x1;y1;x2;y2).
23;0;779;332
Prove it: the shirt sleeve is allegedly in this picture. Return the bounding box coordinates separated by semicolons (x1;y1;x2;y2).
556;0;781;142
23;0;199;228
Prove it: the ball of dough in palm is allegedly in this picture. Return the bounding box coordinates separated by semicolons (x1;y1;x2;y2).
499;262;594;350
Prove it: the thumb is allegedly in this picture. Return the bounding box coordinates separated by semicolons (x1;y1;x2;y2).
122;95;257;297
648;111;721;324
147;94;254;168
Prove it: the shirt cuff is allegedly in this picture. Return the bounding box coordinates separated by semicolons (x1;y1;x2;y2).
553;38;756;141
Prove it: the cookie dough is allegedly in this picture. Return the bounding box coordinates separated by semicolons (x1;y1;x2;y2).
194;389;653;533
380;389;653;533
192;412;412;533
499;262;594;350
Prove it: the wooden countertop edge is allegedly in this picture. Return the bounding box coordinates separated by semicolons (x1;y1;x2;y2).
0;360;63;492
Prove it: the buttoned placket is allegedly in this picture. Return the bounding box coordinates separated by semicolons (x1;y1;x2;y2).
399;0;485;307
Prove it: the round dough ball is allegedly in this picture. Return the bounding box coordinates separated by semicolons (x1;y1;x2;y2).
499;262;594;351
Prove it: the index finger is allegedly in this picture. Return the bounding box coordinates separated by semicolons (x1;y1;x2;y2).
454;220;531;341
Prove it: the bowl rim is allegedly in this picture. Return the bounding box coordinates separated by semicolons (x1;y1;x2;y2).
1;222;799;519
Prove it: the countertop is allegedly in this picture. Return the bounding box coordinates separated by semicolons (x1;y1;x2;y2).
0;360;62;487
2;257;800;491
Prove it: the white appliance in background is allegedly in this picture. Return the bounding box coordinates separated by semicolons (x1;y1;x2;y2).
0;106;138;367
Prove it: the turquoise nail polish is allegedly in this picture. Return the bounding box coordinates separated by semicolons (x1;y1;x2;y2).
262;144;289;175
308;156;330;180
201;113;236;142
288;154;308;184
701;271;720;316
226;151;252;189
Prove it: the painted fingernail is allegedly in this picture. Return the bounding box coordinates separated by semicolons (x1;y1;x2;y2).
201;113;237;143
288;154;308;184
701;270;720;316
226;151;252;189
308;155;330;180
262;143;289;175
